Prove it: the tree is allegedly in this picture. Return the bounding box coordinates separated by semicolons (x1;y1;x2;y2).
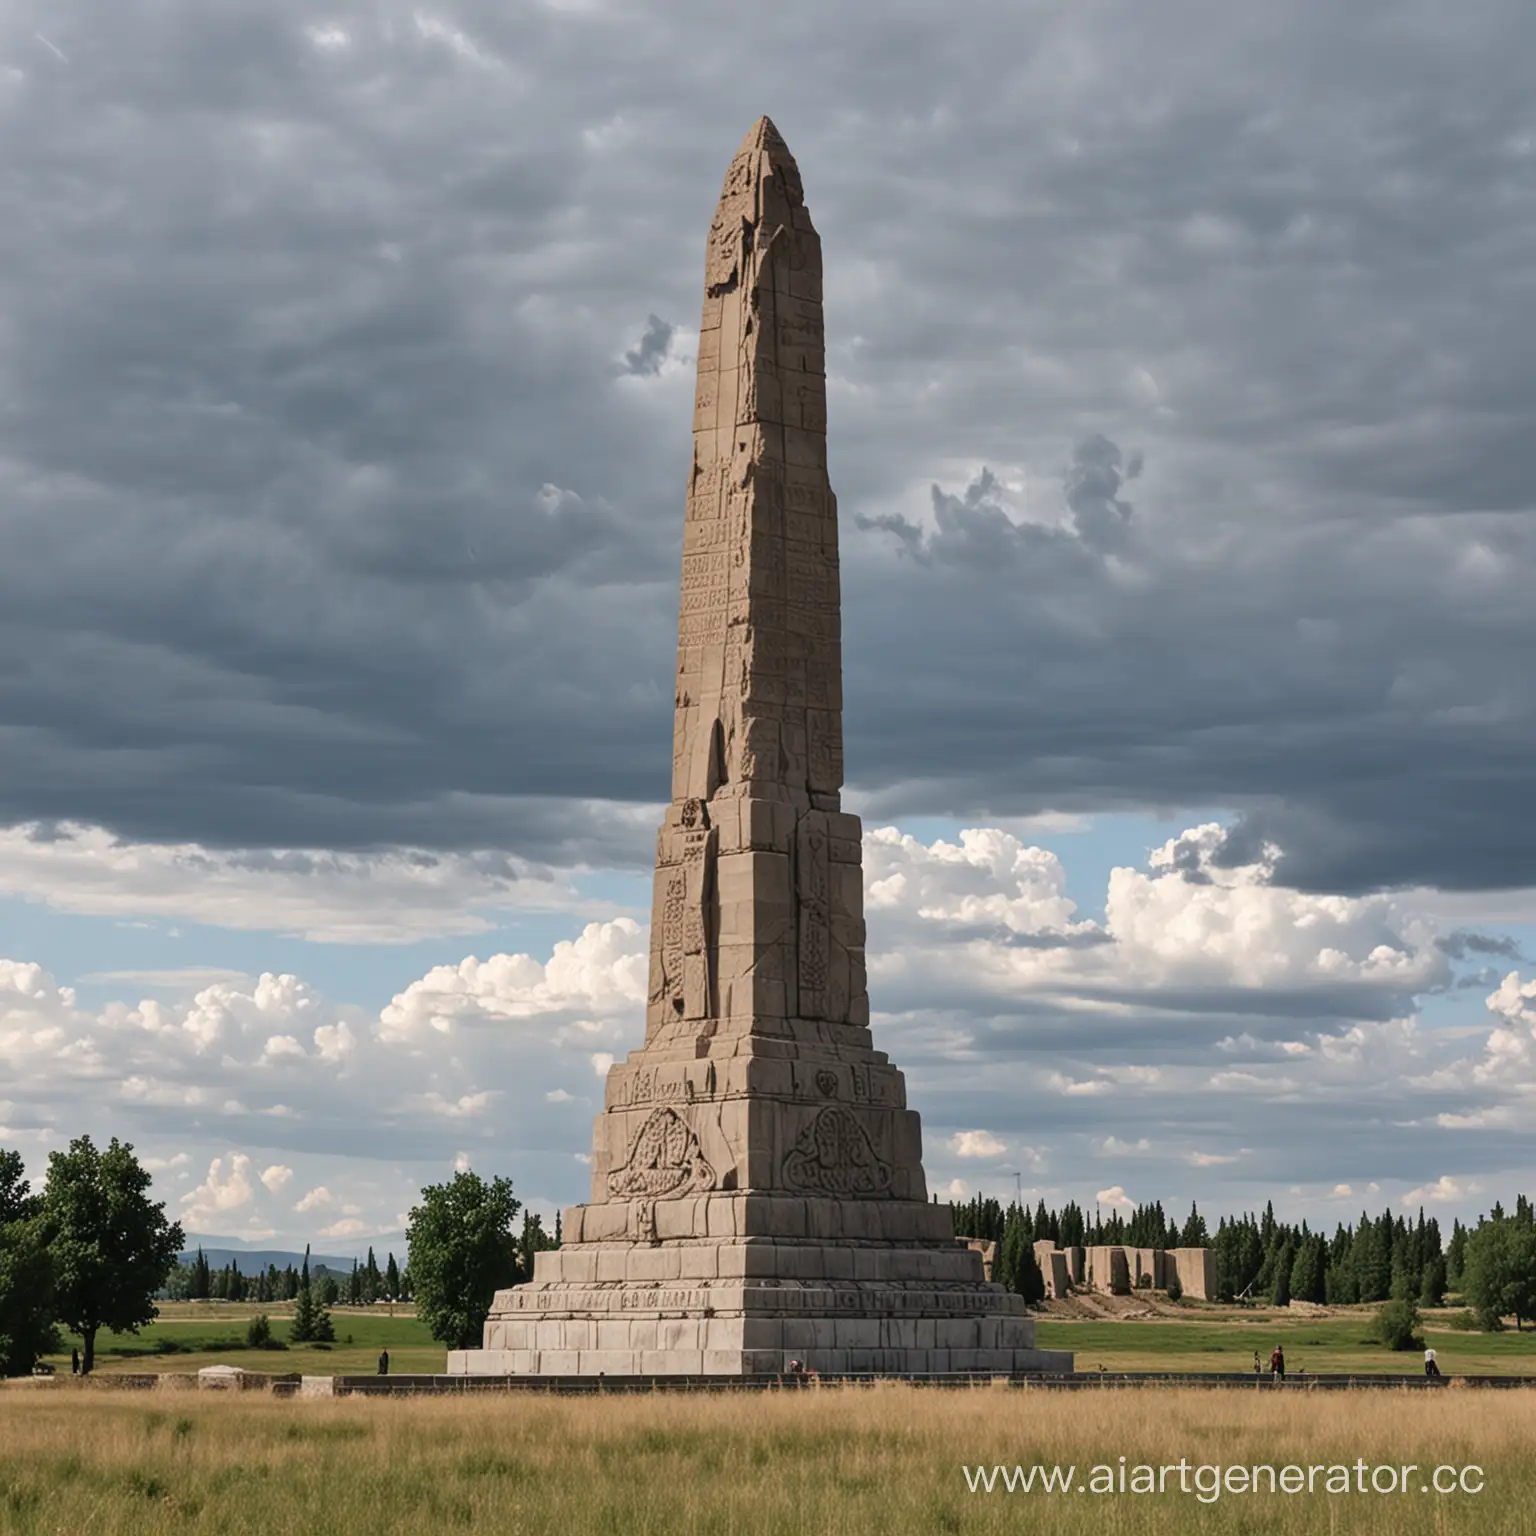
1373;1297;1424;1351
1446;1221;1468;1290
42;1136;182;1374
1420;1254;1448;1309
994;1207;1026;1293
289;1247;336;1344
1269;1236;1294;1307
386;1253;401;1300
1180;1202;1208;1248
1463;1215;1536;1332
516;1212;559;1282
0;1149;57;1376
1289;1234;1327;1305
406;1171;521;1349
1015;1241;1047;1306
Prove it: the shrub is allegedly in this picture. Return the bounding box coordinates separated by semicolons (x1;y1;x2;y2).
1165;1277;1183;1303
246;1314;272;1348
1373;1297;1424;1351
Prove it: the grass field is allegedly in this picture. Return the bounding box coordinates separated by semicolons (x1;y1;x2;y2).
48;1300;1536;1379
1034;1312;1536;1376
0;1385;1528;1533
44;1305;445;1379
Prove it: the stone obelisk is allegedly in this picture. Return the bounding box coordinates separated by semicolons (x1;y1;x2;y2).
450;118;1071;1377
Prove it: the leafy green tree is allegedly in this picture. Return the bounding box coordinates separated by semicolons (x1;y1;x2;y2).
0;1149;57;1375
406;1171;521;1349
1373;1296;1424;1351
386;1253;401;1299
1463;1215;1536;1331
318;1275;340;1306
42;1136;181;1374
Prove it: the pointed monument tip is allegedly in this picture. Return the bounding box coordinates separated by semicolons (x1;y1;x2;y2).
736;115;793;161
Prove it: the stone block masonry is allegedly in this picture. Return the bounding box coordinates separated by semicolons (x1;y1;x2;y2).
447;118;1071;1379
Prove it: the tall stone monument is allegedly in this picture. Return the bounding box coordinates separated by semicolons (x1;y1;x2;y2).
449;118;1072;1377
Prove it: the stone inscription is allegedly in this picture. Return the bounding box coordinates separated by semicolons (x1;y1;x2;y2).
503;1286;1011;1315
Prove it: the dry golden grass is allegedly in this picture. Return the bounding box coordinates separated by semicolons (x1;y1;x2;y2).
1;1383;1529;1533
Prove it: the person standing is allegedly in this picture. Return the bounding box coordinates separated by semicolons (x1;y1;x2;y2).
377;1349;389;1376
1269;1345;1285;1381
1425;1346;1441;1379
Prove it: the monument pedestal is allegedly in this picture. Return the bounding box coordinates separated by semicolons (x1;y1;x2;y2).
449;1196;1072;1377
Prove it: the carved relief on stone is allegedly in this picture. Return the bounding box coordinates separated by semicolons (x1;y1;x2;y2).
607;1108;717;1200
630;1198;659;1245
651;824;717;1020
796;812;831;1019
782;1105;893;1198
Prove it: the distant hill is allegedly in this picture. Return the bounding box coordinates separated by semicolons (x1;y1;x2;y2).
180;1234;409;1275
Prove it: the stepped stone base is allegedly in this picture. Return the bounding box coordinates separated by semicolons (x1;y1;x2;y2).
448;1206;1074;1378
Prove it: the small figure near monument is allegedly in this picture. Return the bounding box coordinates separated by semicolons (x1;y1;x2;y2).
1424;1346;1440;1379
1269;1345;1285;1382
377;1349;389;1376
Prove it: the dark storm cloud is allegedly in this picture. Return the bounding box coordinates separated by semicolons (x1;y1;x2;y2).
1436;931;1525;962
620;315;676;378
855;448;1132;568
0;0;1533;895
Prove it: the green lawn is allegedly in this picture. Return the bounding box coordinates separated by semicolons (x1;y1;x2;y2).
42;1301;1536;1379
1035;1310;1536;1375
45;1306;447;1377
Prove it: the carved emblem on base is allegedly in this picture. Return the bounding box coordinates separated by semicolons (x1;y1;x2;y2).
782;1105;893;1197
607;1107;717;1199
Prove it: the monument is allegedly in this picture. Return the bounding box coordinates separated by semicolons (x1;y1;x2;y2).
449;118;1072;1377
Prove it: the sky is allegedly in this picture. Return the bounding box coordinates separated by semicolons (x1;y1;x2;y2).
2;0;1535;1251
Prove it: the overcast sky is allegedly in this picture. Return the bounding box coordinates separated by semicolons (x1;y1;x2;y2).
3;0;1535;1249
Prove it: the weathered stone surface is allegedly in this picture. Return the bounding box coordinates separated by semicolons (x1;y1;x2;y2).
450;118;1070;1379
1167;1246;1217;1300
1087;1246;1132;1295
